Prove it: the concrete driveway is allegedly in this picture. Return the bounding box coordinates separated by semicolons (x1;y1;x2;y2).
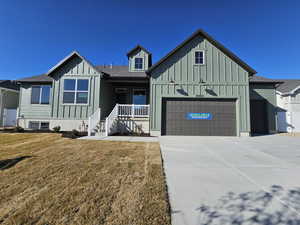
159;135;300;225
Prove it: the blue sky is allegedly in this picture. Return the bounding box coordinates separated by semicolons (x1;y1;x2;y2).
0;0;299;80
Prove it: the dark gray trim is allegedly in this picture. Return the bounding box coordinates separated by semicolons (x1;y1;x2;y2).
0;80;19;91
126;45;152;57
47;51;102;77
147;29;257;75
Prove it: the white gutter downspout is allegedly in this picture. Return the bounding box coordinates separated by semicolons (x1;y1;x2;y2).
288;95;294;135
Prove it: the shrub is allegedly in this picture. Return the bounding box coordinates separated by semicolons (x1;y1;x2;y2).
52;126;61;133
14;126;24;133
72;129;80;137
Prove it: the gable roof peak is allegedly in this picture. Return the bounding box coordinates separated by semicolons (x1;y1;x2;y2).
46;50;101;76
127;45;151;57
147;28;256;75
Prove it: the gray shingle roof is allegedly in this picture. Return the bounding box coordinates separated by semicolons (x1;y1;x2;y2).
95;65;147;78
276;79;300;94
17;65;148;83
0;80;19;91
17;74;53;83
249;75;281;84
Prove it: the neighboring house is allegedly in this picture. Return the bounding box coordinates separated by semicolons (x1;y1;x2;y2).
276;79;300;133
17;29;279;136
0;80;19;127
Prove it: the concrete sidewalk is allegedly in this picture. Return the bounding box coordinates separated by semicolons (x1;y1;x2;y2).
79;135;158;142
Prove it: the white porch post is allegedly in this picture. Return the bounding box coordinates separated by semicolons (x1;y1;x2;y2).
132;104;134;118
88;117;91;136
105;117;108;136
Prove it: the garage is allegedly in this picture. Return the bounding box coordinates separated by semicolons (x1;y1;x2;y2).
250;100;268;134
161;98;237;136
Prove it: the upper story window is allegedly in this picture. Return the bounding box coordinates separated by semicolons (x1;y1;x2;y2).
63;79;89;104
195;50;205;65
31;85;51;104
134;57;143;70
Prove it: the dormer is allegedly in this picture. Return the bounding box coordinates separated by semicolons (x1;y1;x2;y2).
127;45;152;72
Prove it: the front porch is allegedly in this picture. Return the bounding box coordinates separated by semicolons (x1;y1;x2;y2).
88;104;150;136
88;79;150;136
99;79;150;119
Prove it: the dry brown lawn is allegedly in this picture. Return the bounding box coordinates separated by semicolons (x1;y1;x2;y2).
0;133;171;225
278;132;300;137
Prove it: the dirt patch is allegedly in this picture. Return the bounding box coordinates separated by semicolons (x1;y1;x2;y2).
0;133;171;225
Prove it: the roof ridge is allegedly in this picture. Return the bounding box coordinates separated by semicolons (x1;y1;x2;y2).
147;29;256;75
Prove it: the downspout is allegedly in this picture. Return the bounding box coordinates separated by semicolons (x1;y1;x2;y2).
289;95;293;134
16;83;22;127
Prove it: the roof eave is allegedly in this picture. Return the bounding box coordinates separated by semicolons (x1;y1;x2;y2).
126;45;151;57
17;80;52;84
0;87;19;92
147;29;257;75
46;51;101;77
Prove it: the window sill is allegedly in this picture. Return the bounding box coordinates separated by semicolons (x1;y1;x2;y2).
31;103;51;105
62;104;89;106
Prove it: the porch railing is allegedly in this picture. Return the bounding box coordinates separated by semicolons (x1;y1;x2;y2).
118;104;150;117
105;104;119;136
88;108;101;136
104;104;150;136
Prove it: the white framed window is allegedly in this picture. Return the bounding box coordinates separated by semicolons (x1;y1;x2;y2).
31;85;51;104
134;57;143;70
194;50;205;65
63;79;89;104
29;121;49;130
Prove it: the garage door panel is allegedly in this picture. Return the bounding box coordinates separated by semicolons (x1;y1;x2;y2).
162;98;237;136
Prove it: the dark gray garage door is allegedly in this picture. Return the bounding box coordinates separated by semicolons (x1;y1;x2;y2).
162;98;237;136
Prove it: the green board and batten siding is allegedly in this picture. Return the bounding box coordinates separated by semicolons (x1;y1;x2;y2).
128;49;150;72
51;55;101;119
19;55;101;120
150;34;251;135
250;84;277;132
19;84;51;119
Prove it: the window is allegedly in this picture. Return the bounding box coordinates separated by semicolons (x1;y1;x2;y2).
29;121;49;130
133;89;146;105
29;121;39;130
31;85;51;104
63;79;89;104
134;58;143;70
40;122;50;130
195;51;205;65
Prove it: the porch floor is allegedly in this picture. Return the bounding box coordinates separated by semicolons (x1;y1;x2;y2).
79;135;158;142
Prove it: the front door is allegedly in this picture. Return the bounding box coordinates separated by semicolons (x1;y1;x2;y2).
115;88;129;104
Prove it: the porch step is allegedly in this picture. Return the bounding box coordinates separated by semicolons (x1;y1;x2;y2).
93;120;106;135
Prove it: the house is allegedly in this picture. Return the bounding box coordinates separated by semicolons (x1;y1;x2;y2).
0;80;19;127
276;79;300;133
17;29;280;136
